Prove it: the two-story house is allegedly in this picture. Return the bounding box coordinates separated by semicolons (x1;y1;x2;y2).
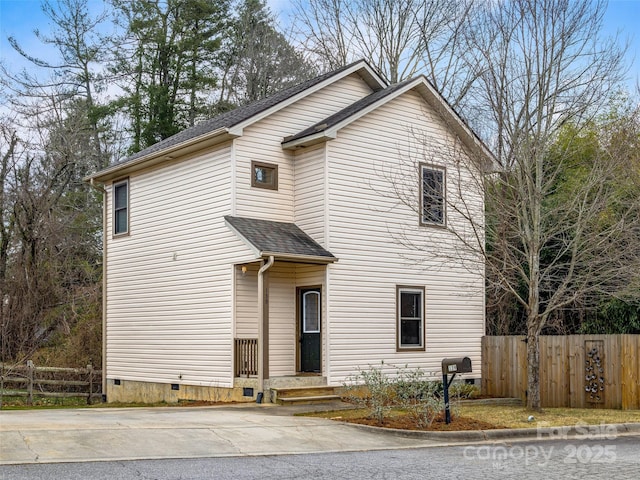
87;60;491;403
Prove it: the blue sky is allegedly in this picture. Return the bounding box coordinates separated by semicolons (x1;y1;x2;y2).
1;0;638;89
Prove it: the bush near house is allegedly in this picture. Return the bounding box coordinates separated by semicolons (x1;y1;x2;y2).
341;362;478;426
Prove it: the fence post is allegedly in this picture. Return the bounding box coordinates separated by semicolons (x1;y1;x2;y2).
26;360;34;406
87;364;93;405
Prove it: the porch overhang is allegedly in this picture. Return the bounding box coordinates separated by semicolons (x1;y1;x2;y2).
224;216;337;265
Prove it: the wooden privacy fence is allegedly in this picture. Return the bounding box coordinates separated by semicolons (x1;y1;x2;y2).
0;361;102;406
482;335;640;410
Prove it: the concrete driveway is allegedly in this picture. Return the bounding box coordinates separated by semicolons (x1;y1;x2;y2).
0;403;440;464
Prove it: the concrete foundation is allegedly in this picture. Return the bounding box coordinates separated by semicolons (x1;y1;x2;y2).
106;379;255;404
105;376;328;404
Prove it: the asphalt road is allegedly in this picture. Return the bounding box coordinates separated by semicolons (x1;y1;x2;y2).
1;436;638;480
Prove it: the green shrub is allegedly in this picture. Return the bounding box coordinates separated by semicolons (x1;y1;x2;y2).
394;366;443;428
449;381;480;399
342;362;394;424
343;363;471;427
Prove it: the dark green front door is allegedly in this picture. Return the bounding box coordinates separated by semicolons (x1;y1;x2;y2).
300;288;321;373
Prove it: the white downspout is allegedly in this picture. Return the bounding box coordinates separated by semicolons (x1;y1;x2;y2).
257;255;274;401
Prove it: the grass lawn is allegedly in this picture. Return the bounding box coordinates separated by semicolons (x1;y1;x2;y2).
458;404;640;428
0;396;236;410
0;395;92;409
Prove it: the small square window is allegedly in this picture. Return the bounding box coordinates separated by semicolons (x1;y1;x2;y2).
397;286;425;351
113;178;129;236
251;161;278;190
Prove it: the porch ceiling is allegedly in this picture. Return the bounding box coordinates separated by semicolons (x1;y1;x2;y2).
224;216;337;264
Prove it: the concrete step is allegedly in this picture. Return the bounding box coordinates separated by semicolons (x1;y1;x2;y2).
272;386;342;405
277;394;342;405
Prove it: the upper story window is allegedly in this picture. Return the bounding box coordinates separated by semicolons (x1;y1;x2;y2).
397;286;425;351
420;164;446;226
251;161;278;190
113;178;129;236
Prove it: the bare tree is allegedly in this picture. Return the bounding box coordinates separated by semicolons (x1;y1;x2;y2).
3;0;112;169
0;88;103;365
0;123;19;365
293;0;476;107
455;0;634;410
218;0;317;107
383;0;637;411
293;0;354;72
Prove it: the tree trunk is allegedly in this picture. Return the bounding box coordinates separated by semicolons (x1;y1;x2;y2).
526;319;542;411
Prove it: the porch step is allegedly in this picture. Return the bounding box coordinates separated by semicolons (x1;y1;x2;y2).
272;386;343;405
278;394;342;405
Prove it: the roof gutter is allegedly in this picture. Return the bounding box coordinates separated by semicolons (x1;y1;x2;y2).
260;252;337;264
281;131;336;150
84;127;234;183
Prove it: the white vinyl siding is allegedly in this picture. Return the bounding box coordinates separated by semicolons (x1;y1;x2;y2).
268;264;296;376
234;263;259;339
105;143;255;388
420;164;446;226
235;74;374;223
294;145;326;245
103;69;485;393
234;262;327;377
113;179;129;235
325;90;485;384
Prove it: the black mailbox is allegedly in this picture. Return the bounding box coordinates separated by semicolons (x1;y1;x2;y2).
441;357;472;375
441;357;472;424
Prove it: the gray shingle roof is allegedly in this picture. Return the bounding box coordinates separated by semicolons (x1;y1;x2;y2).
225;216;336;263
283;77;417;144
105;60;381;171
281;74;495;166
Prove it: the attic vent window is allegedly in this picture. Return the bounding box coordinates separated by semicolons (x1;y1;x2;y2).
251;161;278;190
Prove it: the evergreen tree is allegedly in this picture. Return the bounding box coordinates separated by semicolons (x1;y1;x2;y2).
111;0;230;151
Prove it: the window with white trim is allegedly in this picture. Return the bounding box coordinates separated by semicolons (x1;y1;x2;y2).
397;286;425;350
420;164;445;226
113;179;129;236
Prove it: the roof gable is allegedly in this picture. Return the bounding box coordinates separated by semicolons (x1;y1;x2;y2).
87;60;387;183
282;76;495;166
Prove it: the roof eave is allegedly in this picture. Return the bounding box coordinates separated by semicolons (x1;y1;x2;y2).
260;252;338;265
410;80;496;169
282;131;337;150
283;76;496;167
85;127;238;183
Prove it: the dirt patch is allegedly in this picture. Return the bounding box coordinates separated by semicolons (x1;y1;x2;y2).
333;412;507;431
175;400;236;407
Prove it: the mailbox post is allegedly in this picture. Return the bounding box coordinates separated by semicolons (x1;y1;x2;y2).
441;357;472;424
